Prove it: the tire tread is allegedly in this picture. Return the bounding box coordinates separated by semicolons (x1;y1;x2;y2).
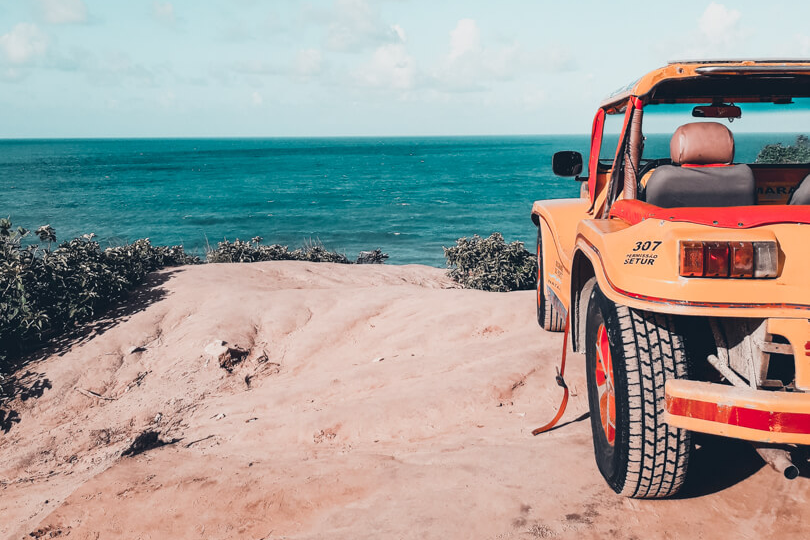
616;304;690;498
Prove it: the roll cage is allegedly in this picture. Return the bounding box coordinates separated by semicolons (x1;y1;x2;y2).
584;60;810;219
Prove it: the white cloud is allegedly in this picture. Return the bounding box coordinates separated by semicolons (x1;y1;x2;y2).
662;3;748;59
344;17;579;97
436;19;527;92
296;48;323;78
449;19;480;60
401;18;578;94
698;2;743;48
37;0;88;25
0;23;48;65
153;2;176;25
324;0;403;52
355;43;415;90
251;91;263;106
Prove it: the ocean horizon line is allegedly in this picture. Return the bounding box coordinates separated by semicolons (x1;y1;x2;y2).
0;133;587;142
0;131;803;142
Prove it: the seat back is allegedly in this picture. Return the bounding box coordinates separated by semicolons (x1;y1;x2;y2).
645;122;755;208
789;174;810;205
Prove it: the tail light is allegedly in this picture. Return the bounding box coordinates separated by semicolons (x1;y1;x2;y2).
704;242;729;277
752;242;778;278
729;242;754;278
679;241;778;278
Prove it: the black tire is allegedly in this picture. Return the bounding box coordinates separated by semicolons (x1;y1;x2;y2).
584;285;691;498
536;227;565;332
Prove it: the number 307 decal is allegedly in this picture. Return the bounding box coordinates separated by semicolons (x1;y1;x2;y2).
625;240;661;265
633;240;661;252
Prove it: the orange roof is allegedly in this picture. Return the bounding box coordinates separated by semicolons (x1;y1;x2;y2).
600;60;810;112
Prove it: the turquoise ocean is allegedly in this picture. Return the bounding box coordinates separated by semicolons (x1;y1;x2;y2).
0;134;794;266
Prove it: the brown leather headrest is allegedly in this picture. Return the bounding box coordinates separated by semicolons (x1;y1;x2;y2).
670;122;735;165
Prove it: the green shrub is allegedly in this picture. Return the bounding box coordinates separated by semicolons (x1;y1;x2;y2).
206;237;388;264
205;237;296;263
0;221;198;369
444;233;537;292
756;135;810;164
355;249;389;264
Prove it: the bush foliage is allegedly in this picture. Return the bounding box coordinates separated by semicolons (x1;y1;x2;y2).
756;135;810;164
0;220;198;367
444;232;537;292
206;237;388;265
207;237;351;264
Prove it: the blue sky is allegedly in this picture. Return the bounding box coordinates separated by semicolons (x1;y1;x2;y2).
1;0;809;137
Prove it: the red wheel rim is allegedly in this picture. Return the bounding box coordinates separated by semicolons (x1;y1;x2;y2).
595;323;616;445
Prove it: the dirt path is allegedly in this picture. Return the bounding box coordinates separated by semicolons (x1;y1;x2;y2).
1;261;807;539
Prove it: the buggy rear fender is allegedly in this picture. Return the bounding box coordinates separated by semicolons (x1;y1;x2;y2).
531;198;592;318
571;217;810;319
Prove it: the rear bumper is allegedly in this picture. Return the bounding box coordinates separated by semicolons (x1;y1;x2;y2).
665;379;810;444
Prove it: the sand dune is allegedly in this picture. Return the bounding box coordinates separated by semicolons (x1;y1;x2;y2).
1;261;808;539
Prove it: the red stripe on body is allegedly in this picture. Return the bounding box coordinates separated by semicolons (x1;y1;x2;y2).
667;396;810;434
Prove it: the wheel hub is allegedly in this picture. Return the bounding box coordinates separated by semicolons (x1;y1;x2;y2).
595;323;616;445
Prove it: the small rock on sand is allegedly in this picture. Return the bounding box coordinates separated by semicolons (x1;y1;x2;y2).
204;340;249;372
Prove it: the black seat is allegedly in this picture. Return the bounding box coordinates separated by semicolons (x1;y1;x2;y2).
644;122;756;208
789;174;810;205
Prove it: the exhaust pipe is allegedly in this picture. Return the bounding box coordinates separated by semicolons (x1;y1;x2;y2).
754;445;799;480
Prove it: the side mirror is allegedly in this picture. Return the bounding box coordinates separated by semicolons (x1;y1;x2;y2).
552;151;583;177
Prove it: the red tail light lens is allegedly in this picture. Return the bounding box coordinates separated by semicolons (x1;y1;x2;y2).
679;240;778;278
729;242;754;277
704;242;730;277
679;242;704;276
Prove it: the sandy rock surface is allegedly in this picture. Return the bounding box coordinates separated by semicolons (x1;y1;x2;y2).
1;261;808;539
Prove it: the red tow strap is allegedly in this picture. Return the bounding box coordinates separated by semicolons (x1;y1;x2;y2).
532;317;570;435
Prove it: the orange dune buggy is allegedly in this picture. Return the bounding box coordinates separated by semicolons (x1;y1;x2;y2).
533;60;810;498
